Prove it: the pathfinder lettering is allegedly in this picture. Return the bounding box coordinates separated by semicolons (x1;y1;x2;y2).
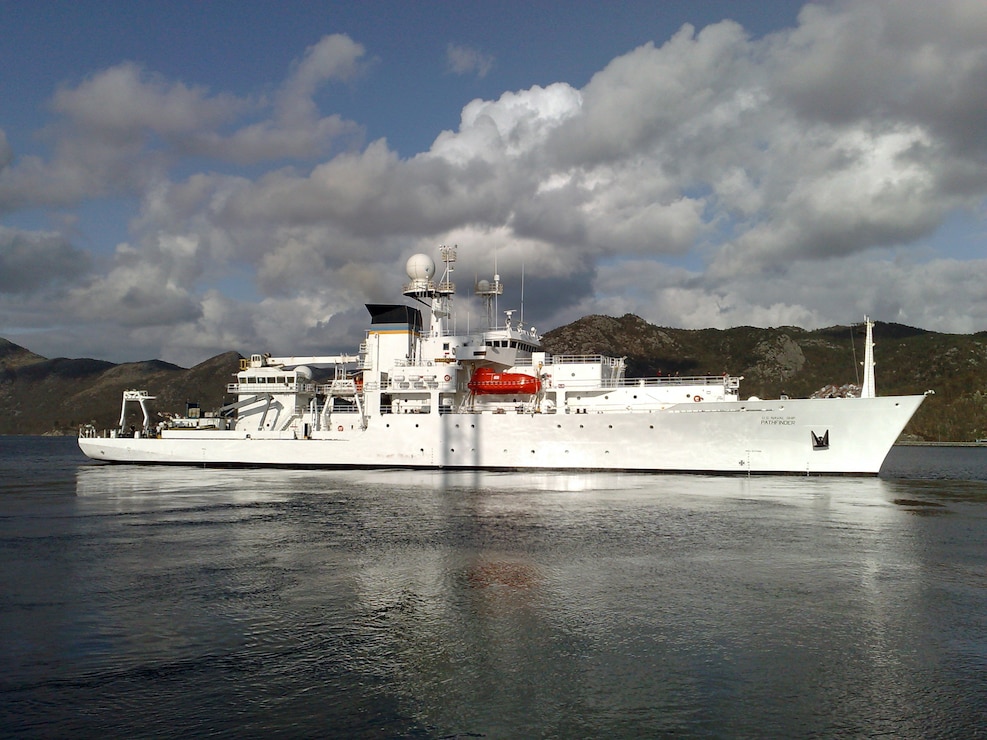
761;415;796;426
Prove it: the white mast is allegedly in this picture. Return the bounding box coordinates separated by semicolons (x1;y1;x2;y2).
403;245;456;337
860;316;876;399
519;259;525;327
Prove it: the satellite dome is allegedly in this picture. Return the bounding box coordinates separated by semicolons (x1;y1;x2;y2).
477;279;491;292
406;254;436;281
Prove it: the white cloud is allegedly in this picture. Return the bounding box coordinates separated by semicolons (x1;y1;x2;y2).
447;44;494;78
0;34;368;216
0;129;12;169
194;34;370;163
67;258;202;328
50;62;240;138
0;226;91;293
3;2;987;365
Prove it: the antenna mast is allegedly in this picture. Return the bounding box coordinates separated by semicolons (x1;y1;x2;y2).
520;259;525;326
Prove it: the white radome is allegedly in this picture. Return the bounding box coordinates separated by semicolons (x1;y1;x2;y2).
406;253;435;281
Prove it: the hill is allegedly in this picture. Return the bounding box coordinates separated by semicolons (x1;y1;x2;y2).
2;314;985;440
0;339;241;435
540;315;986;442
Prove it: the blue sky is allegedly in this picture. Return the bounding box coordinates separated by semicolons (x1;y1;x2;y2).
1;0;986;365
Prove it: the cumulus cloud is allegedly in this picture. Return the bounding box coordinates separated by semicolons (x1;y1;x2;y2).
191;34;369;163
0;34;367;216
3;2;987;364
0;227;91;293
50;62;240;139
581;252;987;336
447;43;494;78
0;129;12;169
67;258;202;328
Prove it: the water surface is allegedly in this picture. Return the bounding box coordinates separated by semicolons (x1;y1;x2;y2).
1;438;985;737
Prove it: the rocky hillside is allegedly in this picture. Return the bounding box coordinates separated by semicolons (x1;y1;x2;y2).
2;314;986;440
0;338;241;435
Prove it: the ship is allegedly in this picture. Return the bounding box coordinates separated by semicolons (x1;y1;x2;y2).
79;245;931;474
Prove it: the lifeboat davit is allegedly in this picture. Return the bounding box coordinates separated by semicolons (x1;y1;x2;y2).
468;367;541;395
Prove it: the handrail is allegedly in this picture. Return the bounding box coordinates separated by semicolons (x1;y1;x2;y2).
228;382;317;393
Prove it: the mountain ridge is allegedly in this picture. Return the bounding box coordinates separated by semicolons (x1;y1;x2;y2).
2;314;983;440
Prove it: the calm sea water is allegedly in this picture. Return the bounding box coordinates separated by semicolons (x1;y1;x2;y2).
1;438;985;738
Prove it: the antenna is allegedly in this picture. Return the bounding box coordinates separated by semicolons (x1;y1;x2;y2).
850;324;859;386
520;259;525;326
494;248;499;321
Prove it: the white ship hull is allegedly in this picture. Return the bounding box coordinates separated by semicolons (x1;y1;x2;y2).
80;395;924;475
79;248;930;476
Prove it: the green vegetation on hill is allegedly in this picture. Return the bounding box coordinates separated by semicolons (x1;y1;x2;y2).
2;314;984;440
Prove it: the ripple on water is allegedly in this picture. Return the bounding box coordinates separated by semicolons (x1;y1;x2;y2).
2;443;986;736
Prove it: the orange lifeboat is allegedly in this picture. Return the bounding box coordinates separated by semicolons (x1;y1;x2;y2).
468;367;541;395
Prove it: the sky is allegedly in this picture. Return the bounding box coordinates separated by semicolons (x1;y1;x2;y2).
2;0;986;366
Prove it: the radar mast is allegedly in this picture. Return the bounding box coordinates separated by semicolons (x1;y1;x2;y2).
403;244;457;335
474;272;503;329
